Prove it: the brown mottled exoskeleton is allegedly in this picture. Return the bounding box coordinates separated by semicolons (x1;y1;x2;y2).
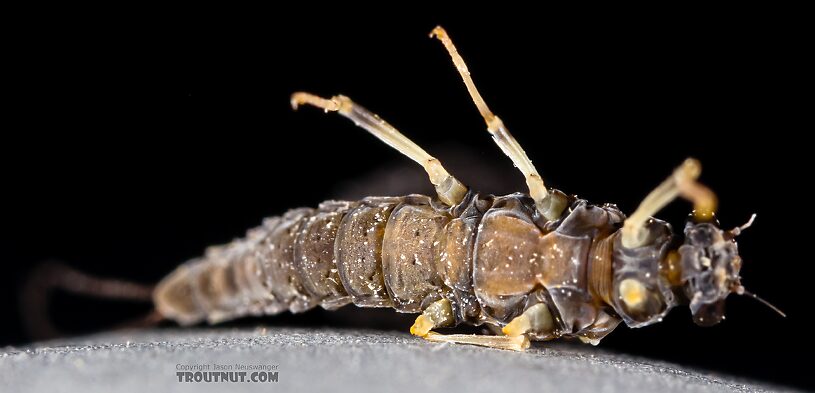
153;27;782;351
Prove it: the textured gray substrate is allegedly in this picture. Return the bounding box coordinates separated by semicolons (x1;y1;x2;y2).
0;327;795;393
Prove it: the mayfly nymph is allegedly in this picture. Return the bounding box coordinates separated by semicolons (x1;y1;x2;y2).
153;26;782;351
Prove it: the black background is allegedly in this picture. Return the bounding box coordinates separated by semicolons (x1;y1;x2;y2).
3;9;811;390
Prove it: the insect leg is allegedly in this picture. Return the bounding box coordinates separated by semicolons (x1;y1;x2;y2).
502;303;554;337
409;298;455;336
423;332;530;351
430;26;565;221
410;299;530;351
621;158;718;248
291;92;467;206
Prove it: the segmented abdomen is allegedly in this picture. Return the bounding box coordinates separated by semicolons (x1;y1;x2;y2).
153;192;629;339
153;194;467;325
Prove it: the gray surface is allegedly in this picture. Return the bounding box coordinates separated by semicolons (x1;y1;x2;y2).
0;327;793;393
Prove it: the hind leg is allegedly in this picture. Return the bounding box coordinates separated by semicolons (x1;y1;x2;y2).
291;93;467;206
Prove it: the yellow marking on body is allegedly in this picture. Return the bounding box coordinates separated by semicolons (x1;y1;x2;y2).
619;278;647;309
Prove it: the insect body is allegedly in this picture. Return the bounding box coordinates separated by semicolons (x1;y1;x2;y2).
154;27;776;351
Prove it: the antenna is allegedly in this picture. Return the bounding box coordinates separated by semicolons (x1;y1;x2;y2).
728;213;757;238
734;285;786;317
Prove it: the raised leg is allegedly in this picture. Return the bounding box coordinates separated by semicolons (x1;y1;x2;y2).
430;26;565;221
622;158;717;248
410;299;530;351
291;93;467;206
